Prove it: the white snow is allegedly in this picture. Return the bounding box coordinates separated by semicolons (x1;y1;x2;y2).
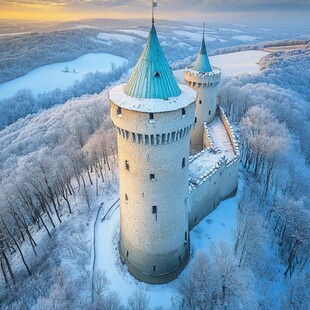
174;30;217;42
189;116;235;181
119;29;165;39
189;150;222;180
94;193;239;308
174;50;269;79
109;84;196;113
0;53;127;99
0;31;31;37
208;117;235;156
97;32;137;43
232;35;258;42
219;28;244;33
119;29;149;38
210;51;269;76
191;196;238;252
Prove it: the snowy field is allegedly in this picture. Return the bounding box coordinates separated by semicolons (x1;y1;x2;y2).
233;35;259;42
0;53;127;99
97;32;137;43
173;30;218;42
94;193;239;308
174;50;269;81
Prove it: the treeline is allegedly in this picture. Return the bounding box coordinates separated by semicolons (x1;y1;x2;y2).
213;39;309;56
0;91;117;298
176;46;310;310
0;28;142;84
0;62;129;130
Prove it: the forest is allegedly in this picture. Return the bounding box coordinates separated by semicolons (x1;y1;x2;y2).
0;41;309;308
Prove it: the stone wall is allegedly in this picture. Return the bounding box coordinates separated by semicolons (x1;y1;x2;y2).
110;99;195;283
188;108;239;229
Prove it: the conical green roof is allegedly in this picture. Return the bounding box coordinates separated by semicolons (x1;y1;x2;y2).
192;36;212;73
125;24;181;99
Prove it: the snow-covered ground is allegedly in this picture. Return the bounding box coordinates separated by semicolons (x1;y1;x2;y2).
189;116;235;182
0;53;127;99
97;32;137;43
173;30;218;42
174;50;269;80
233;35;259;42
210;50;268;75
94;193;239;308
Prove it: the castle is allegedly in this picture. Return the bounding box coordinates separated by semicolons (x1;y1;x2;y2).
109;20;239;284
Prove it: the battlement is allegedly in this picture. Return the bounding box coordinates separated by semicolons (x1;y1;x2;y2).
115;124;193;146
188;107;239;228
184;67;221;88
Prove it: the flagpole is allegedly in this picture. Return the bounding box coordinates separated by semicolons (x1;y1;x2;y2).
152;0;154;24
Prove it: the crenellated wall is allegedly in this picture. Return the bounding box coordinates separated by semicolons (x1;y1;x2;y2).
188;107;239;228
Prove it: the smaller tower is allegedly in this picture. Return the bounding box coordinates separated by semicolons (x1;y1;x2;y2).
184;27;221;152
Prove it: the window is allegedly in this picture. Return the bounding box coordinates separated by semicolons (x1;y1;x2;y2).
194;117;197;124
182;108;186;116
182;158;186;168
179;255;181;262
184;232;188;243
117;106;122;116
125;160;130;170
152;205;157;221
209;110;211;115
154;71;160;77
125;194;128;203
126;251;129;257
153;265;156;272
150;174;155;180
149;113;154;120
199;100;202;105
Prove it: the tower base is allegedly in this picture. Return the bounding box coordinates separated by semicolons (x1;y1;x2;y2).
119;241;190;284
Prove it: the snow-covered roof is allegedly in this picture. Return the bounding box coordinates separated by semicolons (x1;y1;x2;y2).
191;35;213;73
124;24;181;100
109;83;196;113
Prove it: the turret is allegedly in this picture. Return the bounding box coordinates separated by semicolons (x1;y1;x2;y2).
184;32;221;152
109;23;196;284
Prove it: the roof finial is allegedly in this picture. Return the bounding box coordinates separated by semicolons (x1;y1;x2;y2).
152;1;157;25
203;22;205;37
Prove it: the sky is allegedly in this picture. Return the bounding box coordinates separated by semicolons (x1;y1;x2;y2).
0;0;309;26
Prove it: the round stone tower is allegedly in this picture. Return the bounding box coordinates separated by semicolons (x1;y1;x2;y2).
184;34;221;152
109;23;196;284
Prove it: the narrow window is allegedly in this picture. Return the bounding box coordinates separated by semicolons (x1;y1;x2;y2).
199;100;202;105
194;117;197;124
149;113;154;120
185;232;188;243
182;158;186;168
125;160;130;170
209;110;211;115
153;265;156;272
150;173;155;180
117;106;122;116
179;255;181;262
182;108;186;116
125;194;128;203
126;251;129;257
152;205;157;214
